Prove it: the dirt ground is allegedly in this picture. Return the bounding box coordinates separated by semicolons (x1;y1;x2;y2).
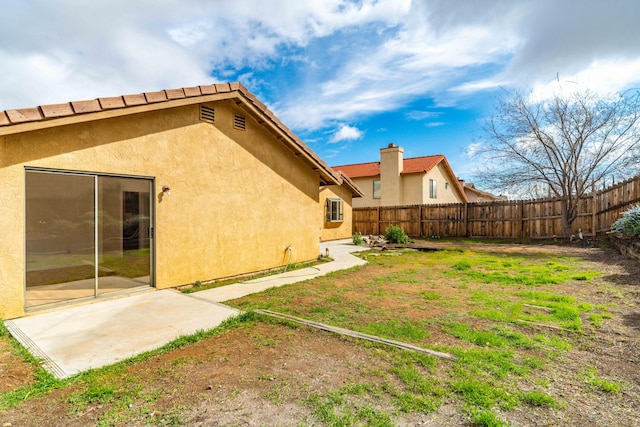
1;241;639;426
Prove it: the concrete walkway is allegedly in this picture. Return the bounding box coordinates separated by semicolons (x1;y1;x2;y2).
191;239;368;303
5;239;368;378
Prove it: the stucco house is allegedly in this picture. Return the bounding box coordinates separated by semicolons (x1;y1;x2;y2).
333;144;468;208
459;180;504;202
0;82;360;319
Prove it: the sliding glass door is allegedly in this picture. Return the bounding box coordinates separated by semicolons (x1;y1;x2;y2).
97;176;151;296
25;170;153;309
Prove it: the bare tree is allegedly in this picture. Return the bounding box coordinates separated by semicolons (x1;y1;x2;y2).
475;85;640;237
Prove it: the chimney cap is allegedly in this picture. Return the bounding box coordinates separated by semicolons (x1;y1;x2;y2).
388;143;396;148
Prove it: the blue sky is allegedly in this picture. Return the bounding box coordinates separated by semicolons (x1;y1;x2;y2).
2;0;640;182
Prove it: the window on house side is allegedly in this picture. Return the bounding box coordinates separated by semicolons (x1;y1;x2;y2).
445;182;449;190
326;198;344;222
429;179;437;199
373;180;381;199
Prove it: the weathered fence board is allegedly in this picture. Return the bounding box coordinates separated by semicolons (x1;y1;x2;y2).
353;175;640;239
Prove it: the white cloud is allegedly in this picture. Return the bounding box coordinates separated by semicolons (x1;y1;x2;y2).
528;58;640;102
2;0;640;147
329;124;364;143
405;110;441;121
465;142;483;158
425;122;444;128
0;0;410;110
278;1;521;129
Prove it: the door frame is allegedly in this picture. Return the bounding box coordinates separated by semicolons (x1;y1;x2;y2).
24;167;156;311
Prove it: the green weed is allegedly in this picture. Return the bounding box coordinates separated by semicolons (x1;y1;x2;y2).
451;376;517;409
580;366;621;393
444;322;534;350
394;392;440;413
520;390;557;407
308;385;394;427
467;407;509;427
363;319;428;342
421;291;441;300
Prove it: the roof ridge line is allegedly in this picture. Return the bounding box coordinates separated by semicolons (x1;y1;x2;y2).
0;82;247;127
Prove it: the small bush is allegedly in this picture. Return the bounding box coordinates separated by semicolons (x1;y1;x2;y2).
385;225;409;244
612;204;640;238
352;232;364;245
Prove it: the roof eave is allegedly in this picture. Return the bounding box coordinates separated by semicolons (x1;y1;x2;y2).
438;157;469;203
337;172;365;198
0;82;341;186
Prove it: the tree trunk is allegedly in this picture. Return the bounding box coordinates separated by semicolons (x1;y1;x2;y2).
560;199;573;237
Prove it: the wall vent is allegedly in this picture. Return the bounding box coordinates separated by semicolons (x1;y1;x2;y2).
200;105;215;123
233;114;246;131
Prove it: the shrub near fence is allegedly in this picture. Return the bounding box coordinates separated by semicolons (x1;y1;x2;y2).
353;175;640;239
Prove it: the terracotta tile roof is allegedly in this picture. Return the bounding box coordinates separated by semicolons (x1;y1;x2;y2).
402;155;445;174
333;155;446;178
0;82;343;187
333;161;381;178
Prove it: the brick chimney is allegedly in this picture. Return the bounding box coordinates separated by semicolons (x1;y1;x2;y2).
380;143;403;206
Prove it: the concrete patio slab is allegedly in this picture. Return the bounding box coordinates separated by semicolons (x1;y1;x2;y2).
5;290;240;378
5;239;369;378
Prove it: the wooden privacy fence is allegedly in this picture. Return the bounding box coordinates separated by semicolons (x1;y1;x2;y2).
353;175;640;239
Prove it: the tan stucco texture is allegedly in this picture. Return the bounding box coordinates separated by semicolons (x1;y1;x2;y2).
0;101;321;318
352;163;464;208
320;184;354;241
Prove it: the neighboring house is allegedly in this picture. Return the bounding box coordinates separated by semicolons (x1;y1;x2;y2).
0;82;360;319
333;144;468;208
459;180;505;202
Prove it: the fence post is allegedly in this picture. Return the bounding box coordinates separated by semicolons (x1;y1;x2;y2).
592;190;597;237
464;203;468;237
376;206;381;235
520;200;525;239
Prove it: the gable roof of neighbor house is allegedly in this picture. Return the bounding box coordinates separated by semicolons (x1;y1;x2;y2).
0;82;354;190
333;154;468;203
459;181;504;201
333;155;446;178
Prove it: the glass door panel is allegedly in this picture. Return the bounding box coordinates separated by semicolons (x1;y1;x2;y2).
25;172;97;307
97;176;151;295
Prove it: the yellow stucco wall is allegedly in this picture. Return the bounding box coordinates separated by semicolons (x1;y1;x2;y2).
320;184;353;241
351;177;380;208
424;164;464;204
379;145;403;206
0;101;321;319
402;173;424;205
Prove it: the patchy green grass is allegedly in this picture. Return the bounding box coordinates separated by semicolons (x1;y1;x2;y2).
442;250;600;286
470;289;596;332
3;245;615;425
520;390;557;407
226;247;605;424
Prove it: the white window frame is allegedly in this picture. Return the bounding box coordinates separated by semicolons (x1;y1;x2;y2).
429;179;437;199
326;198;344;222
372;179;381;199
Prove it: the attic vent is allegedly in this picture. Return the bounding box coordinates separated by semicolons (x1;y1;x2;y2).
200;105;215;123
233;114;246;131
